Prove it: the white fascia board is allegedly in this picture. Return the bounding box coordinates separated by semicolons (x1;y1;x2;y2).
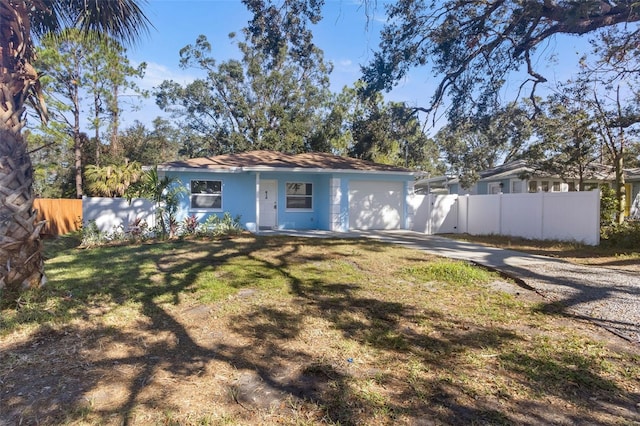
243;166;418;176
156;166;243;173
158;165;417;176
415;175;457;184
480;167;532;181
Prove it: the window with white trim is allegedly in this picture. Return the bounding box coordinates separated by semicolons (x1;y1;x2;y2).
191;180;222;209
286;182;312;209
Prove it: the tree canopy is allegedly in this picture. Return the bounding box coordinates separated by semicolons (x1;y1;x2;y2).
155;32;333;154
360;0;640;120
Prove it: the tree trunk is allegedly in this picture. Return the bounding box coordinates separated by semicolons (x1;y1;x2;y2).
0;0;47;295
0;128;47;293
74;133;84;199
614;153;626;224
110;85;120;157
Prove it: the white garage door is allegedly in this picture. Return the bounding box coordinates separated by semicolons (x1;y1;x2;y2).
348;181;403;230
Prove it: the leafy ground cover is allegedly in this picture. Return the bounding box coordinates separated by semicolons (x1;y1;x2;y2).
1;234;639;425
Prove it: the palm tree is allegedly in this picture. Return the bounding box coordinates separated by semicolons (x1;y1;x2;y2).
0;0;150;295
85;161;142;197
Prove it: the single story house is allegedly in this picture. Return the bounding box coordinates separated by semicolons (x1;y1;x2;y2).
629;168;640;219
415;160;618;195
416;160;640;218
157;150;418;232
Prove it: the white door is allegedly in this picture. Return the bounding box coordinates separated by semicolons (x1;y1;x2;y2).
259;180;278;229
348;181;403;230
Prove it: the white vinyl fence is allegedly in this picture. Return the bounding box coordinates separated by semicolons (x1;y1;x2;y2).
83;197;156;233
409;191;600;245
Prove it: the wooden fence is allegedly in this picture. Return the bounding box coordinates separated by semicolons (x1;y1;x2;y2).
33;198;82;236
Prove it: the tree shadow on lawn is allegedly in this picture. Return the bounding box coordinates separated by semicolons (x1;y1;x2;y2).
1;235;638;425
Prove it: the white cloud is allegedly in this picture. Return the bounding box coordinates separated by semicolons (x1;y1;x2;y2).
134;61;202;91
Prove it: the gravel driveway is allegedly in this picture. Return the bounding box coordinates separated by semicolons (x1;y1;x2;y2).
356;231;640;345
264;230;640;345
499;262;640;344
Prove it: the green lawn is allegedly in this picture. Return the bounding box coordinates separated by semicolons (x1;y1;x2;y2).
1;234;638;425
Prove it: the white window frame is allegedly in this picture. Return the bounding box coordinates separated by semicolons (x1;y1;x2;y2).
285;182;313;211
488;182;502;194
190;179;223;211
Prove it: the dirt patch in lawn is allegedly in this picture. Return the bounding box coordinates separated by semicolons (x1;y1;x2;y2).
1;236;639;425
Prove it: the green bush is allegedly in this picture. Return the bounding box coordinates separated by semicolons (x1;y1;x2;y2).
199;213;243;237
600;220;640;249
600;185;618;225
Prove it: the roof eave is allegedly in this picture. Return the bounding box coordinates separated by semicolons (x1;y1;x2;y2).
158;165;417;176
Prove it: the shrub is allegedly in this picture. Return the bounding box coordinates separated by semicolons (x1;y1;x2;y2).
80;220;104;247
600;220;640;249
600;185;618;225
199;213;243;237
181;214;200;236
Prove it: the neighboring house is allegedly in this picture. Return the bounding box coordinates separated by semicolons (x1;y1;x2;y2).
416;159;630;195
416;160;640;219
157;150;417;232
628;168;640;219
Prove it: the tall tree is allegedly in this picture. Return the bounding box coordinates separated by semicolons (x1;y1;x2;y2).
156;32;332;154
589;84;638;223
36;29;92;199
0;0;149;294
572;24;640;222
349;93;439;170
360;1;640;121
25;129;75;198
434;104;532;188
83;36;147;164
119;118;181;166
526;97;600;191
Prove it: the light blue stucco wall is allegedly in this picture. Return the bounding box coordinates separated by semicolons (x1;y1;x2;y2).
166;169;414;231
266;172;330;230
168;171;257;227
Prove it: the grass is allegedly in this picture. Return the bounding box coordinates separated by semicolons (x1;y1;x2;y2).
1;234;639;425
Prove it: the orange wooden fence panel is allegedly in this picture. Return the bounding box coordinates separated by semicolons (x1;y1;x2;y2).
33;198;82;236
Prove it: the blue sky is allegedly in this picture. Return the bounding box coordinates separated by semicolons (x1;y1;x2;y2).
122;0;589;133
125;0;404;127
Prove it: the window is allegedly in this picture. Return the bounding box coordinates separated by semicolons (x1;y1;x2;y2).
552;181;561;192
191;180;222;209
286;182;312;209
511;181;523;193
528;180;538;193
541;181;549;192
568;182;577;192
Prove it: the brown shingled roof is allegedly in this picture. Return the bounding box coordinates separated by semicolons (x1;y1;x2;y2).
159;150;413;173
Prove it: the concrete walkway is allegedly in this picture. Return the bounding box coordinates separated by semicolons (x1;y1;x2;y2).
261;229;640;344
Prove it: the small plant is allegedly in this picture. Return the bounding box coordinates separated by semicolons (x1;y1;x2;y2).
199;213;243;237
80;220;103;247
181;214;200;236
126;217;151;241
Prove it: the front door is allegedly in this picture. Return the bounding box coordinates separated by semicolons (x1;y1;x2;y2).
259;180;278;229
